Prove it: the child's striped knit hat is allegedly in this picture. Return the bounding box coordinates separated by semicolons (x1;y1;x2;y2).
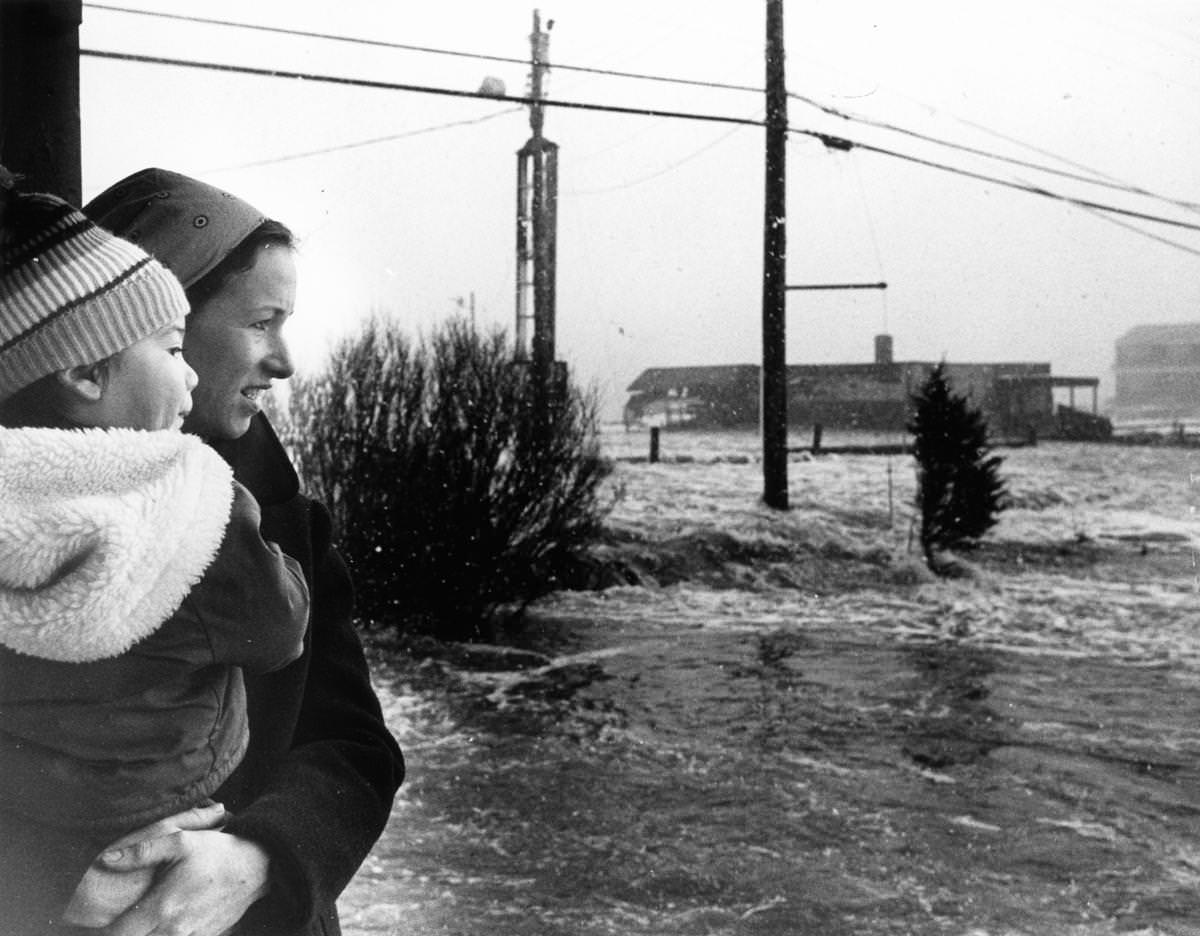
0;184;189;401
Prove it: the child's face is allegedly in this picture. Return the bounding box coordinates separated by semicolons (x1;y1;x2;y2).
90;316;198;431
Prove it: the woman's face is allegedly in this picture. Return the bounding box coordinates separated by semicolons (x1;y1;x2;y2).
182;244;297;441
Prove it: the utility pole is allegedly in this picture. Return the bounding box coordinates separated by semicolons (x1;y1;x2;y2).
515;9;561;430
0;0;82;203
761;0;788;509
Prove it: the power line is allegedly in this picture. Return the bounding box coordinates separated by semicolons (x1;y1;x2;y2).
83;4;532;68
824;131;1200;235
82;3;762;94
839;78;1200;216
789;92;1200;215
844;154;889;299
1042;190;1200;259
204;107;524;173
80;48;1200;236
564;121;753;197
80;49;762;129
85;2;1195;214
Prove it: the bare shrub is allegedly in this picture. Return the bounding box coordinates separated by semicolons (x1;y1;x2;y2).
281;315;611;639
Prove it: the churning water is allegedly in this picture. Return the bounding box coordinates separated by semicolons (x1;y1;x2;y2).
341;435;1200;935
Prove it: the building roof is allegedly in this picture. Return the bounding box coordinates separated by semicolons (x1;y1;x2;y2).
627;360;1057;393
626;364;760;393
995;374;1098;388
1116;322;1200;346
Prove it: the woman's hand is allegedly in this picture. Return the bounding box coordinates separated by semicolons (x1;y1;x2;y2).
90;829;271;936
62;802;271;935
63;802;228;928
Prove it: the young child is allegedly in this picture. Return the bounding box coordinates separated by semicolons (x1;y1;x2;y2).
0;180;310;932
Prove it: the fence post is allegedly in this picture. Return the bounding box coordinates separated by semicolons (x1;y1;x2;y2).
812;422;823;455
649;426;660;463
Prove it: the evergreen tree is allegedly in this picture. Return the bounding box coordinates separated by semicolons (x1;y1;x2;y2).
909;362;1008;565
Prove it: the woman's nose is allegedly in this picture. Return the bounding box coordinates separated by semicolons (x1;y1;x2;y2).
184;361;199;391
266;333;295;379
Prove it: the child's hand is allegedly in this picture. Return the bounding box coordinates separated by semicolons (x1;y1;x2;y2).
60;801;228;928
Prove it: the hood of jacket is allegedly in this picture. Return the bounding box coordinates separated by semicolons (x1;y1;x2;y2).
0;427;234;662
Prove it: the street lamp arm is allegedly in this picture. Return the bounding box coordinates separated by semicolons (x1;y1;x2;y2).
786;282;888;291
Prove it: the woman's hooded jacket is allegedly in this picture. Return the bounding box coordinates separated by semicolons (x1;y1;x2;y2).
85;169;404;936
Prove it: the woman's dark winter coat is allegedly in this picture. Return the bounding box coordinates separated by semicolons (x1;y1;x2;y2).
213;413;405;936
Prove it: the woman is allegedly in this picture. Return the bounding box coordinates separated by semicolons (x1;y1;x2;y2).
78;169;405;936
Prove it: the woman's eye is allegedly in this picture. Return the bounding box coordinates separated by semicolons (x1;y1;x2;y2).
169;346;185;356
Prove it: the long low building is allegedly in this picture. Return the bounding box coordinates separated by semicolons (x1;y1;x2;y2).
625;335;1106;439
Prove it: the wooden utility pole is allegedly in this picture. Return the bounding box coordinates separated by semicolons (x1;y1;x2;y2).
761;0;788;509
0;0;83;202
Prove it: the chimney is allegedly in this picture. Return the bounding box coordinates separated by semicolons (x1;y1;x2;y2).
874;333;894;366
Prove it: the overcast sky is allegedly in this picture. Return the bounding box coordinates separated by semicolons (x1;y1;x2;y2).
79;1;1200;418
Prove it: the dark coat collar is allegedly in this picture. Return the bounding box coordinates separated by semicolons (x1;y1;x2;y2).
208;413;299;506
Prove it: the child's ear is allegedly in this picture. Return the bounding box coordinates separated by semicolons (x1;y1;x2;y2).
55;363;106;402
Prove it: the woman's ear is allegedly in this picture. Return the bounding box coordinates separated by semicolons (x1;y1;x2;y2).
55;363;107;403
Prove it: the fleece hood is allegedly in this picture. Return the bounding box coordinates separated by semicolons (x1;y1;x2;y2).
0;427;234;662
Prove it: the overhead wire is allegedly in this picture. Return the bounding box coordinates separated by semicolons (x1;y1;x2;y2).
789;92;1200;215
86;2;1195;215
80;49;762;128
789;123;1200;235
564;120;755;197
548;7;756;172
203;107;524;173
832;72;1200;215
1082;208;1200;259
1015;178;1200;259
78;48;1200;236
82;4;536;69
846;155;890;332
82;3;762;94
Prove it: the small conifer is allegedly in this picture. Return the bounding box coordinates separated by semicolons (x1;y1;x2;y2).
909;362;1008;567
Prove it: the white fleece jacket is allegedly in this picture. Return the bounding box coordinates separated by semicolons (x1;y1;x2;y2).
0;427;234;663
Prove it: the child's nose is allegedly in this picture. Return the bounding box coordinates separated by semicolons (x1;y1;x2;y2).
185;362;199;391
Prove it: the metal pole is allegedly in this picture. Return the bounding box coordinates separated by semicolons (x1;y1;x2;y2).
515;155;532;360
761;0;788;509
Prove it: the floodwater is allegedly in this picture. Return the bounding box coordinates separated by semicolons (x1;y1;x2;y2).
339;439;1200;935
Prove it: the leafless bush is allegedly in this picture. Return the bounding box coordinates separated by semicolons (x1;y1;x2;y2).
281;315;611;639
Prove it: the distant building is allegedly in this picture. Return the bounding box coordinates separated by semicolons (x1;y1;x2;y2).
1112;323;1200;423
625;335;1106;439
